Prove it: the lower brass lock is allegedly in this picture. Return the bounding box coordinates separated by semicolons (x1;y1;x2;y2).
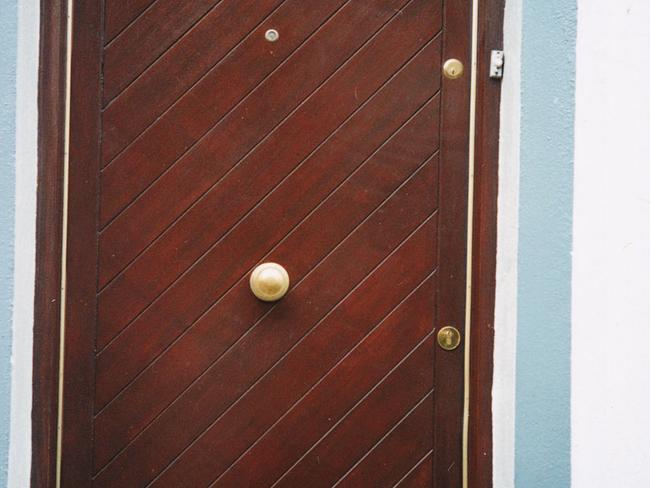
437;326;461;351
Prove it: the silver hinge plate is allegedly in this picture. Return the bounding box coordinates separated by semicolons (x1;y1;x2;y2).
489;50;504;79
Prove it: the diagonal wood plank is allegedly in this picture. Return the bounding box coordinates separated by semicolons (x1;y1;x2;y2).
104;0;157;44
103;0;223;104
94;156;437;439
156;297;436;487
104;0;156;43
393;451;433;488
95;117;439;416
100;0;405;286
100;47;439;390
97;9;441;353
228;302;434;488
333;393;434;488
96;133;439;418
271;385;432;487
97;0;440;296
96;95;440;411
93;201;437;467
93;165;436;485
97;236;436;474
224;295;434;488
101;0;317;168
96;89;439;418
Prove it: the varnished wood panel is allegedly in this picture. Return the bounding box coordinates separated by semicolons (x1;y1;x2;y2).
98;0;434;296
102;0;222;103
104;0;153;43
95;43;442;412
101;0;286;165
94;101;441;460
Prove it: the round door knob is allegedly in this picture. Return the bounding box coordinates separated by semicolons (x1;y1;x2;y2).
249;263;290;302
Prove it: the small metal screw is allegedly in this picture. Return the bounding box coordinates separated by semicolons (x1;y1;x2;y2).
265;29;279;42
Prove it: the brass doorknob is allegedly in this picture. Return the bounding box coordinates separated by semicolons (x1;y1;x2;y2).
249;263;290;302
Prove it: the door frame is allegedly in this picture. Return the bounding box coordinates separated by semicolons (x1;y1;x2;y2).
31;0;504;486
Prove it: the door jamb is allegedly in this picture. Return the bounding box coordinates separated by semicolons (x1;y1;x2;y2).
468;0;505;486
31;1;505;486
32;0;68;486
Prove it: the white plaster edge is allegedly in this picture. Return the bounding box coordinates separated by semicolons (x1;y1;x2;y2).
492;0;521;486
8;0;40;486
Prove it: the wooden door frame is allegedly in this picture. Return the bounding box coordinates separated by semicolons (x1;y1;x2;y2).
467;0;505;485
31;0;504;486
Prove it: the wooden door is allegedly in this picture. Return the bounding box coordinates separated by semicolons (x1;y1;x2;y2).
60;0;472;486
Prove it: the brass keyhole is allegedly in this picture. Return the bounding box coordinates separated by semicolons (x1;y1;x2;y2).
437;326;461;351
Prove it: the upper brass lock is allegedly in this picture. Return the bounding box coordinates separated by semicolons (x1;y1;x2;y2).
250;262;290;302
443;59;464;79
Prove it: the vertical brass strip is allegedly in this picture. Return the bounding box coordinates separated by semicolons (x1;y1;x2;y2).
55;0;74;486
463;0;480;487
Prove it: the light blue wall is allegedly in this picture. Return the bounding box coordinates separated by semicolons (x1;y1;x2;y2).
516;0;576;486
0;0;17;485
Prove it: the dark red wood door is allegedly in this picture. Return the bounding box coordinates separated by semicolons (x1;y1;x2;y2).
61;0;472;486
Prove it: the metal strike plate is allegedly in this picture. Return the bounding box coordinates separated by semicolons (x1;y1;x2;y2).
489;50;504;79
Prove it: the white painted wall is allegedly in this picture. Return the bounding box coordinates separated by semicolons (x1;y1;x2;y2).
572;1;650;487
8;0;39;486
492;0;521;487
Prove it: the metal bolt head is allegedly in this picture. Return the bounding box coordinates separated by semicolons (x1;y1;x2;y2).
265;29;279;42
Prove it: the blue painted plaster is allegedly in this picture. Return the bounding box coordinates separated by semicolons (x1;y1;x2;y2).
0;0;17;485
516;1;576;486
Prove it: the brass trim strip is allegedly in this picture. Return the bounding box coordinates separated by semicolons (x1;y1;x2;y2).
55;0;73;486
462;0;480;487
